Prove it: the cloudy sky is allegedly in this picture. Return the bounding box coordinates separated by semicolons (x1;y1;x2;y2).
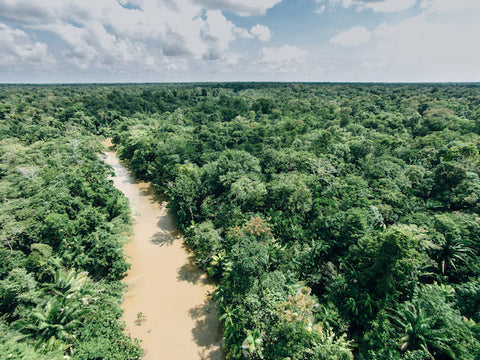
0;0;479;83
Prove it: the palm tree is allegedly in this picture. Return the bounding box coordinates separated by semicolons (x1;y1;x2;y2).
43;268;93;299
241;329;264;359
390;302;456;359
219;305;236;328
437;238;474;276
315;326;353;360
14;296;86;353
14;268;95;354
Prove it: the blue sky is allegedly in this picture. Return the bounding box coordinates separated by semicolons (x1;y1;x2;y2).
0;0;479;83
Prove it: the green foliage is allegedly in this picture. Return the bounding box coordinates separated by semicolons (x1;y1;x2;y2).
389;283;476;360
185;221;223;272
0;268;38;316
0;95;141;359
455;279;480;321
3;83;480;359
265;287;353;360
0;324;64;360
107;83;480;359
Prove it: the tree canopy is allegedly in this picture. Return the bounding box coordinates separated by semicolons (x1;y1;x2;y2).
2;82;480;359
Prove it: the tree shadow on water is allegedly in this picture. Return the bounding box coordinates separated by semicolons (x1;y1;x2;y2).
150;230;175;246
177;254;206;284
198;347;224;360
138;183;168;205
150;217;182;246
190;300;224;360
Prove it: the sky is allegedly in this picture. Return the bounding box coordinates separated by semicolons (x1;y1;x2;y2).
0;0;479;83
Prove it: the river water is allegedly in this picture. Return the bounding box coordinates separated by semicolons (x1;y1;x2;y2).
102;140;222;360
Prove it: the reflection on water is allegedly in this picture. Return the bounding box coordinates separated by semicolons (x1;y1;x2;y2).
102;139;222;360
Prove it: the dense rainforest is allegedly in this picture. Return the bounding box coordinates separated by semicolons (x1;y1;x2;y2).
0;87;142;359
1;83;480;359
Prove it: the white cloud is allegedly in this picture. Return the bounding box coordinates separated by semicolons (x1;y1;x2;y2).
0;0;276;75
37;20;140;70
359;0;417;12
0;1;55;24
374;13;480;62
315;4;326;14
324;0;480;81
330;26;371;47
0;23;52;68
316;0;417;13
202;10;237;59
421;0;480;12
359;60;387;69
225;52;242;66
194;0;282;16
258;45;308;71
250;24;271;42
1;0;478;82
361;8;480;81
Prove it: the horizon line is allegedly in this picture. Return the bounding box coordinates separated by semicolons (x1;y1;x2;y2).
1;81;480;86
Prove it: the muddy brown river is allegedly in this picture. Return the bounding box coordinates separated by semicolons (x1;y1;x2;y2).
103;140;222;360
